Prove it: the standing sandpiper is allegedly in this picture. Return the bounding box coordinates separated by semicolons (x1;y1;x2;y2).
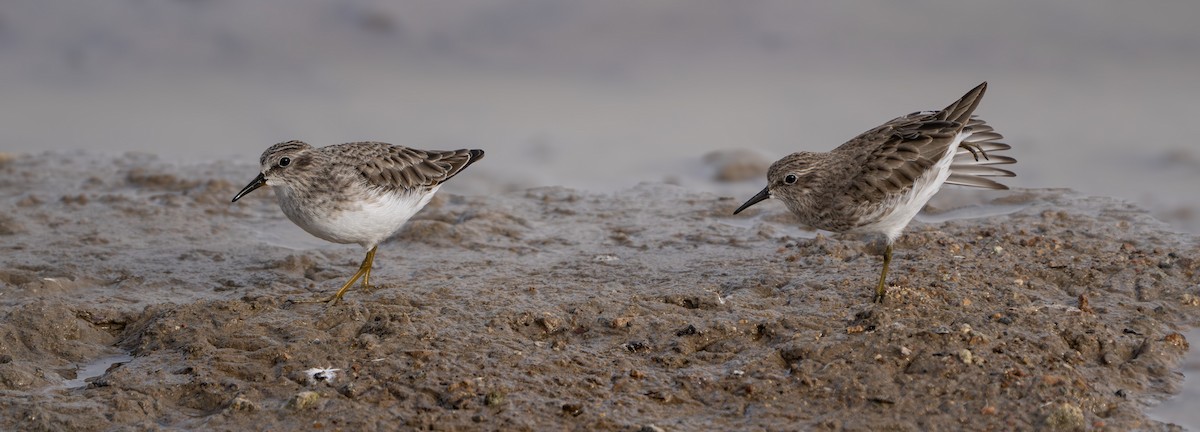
232;140;484;305
733;82;1015;303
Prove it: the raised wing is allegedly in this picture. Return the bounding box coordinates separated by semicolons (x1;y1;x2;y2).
841;115;967;200
836;82;1009;199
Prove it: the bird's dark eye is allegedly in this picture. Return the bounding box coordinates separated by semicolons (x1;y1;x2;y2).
278;157;291;167
784;174;798;184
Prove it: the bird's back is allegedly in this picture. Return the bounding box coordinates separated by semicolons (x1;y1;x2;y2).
820;83;1011;238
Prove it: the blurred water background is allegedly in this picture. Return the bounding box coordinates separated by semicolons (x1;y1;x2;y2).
2;1;1198;231
1;1;1197;427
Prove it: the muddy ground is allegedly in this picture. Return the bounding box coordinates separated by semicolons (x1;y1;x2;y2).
1;153;1198;431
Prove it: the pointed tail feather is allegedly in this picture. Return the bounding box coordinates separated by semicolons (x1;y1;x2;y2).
938;82;988;125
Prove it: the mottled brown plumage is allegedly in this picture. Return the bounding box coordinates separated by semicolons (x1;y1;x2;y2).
734;82;1015;303
233;140;484;305
351;142;482;191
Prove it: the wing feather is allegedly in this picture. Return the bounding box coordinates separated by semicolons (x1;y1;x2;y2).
346;142;484;192
834;82;1018;198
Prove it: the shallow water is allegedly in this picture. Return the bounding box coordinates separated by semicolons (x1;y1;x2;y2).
1148;328;1200;430
58;354;133;390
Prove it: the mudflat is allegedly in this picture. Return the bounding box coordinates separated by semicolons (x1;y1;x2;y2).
1;153;1197;430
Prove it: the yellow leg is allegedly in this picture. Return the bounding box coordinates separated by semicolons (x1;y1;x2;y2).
360;251;374;293
331;246;377;305
873;243;893;304
304;246;377;306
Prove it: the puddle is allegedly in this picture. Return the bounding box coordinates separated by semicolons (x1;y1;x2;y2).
58;354;133;390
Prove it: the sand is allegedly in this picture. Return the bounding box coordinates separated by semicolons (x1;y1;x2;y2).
1;152;1197;431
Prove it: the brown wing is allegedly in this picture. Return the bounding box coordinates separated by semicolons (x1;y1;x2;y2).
839;116;965;201
836;82;991;200
351;142;484;192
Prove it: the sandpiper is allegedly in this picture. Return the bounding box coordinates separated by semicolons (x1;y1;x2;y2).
232;140;484;305
734;82;1015;303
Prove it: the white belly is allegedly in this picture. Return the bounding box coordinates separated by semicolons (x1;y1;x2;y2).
276;185;439;248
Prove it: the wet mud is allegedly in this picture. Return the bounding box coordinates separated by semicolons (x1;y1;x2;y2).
0;153;1197;430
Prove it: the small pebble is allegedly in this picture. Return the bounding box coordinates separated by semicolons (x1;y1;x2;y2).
485;391;505;407
1163;332;1189;349
958;349;973;364
227;395;258;412
1044;403;1085;431
286;391;320;410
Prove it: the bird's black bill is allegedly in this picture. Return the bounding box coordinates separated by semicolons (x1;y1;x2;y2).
733;187;771;215
231;173;266;202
